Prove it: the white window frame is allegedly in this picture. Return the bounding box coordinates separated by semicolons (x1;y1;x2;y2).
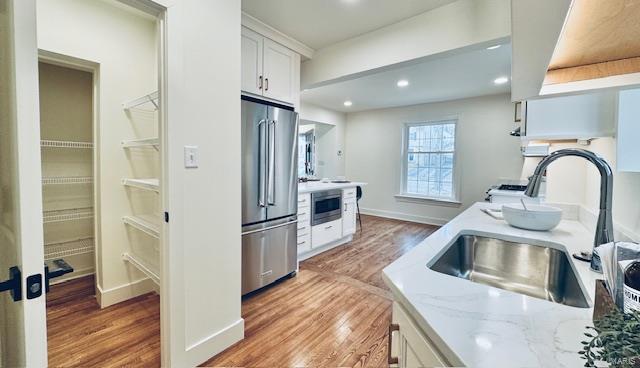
397;118;461;205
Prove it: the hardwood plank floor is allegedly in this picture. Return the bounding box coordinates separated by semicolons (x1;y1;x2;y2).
203;215;437;367
46;215;437;367
46;276;161;368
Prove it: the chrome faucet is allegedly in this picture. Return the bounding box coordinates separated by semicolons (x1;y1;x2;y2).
524;148;613;273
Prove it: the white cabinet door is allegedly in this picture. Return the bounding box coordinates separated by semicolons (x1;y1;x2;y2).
391;302;449;368
342;198;357;236
617;88;640;172
311;219;342;248
263;38;297;104
241;27;263;96
524;91;616;140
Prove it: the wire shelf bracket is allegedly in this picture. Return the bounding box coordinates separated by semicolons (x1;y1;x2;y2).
123;91;159;111
44;237;94;261
43;207;94;224
41;140;94;149
122;252;159;286
121;137;159;150
122;178;159;193
123;215;160;238
42;176;93;185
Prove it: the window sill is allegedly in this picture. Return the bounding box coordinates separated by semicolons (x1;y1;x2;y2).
394;194;462;207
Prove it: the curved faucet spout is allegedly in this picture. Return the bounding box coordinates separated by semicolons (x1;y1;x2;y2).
524;148;613;272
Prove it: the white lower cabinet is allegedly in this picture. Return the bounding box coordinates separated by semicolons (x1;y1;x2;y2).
342;197;357;236
311;219;342;248
390;302;451;368
297;193;311;255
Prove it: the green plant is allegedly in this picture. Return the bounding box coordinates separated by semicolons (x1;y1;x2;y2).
581;310;640;367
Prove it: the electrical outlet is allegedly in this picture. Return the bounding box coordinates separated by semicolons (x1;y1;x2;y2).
184;146;198;168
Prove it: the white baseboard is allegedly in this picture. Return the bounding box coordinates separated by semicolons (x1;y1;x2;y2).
360;207;449;226
190;318;245;367
96;277;156;308
50;266;94;285
298;235;353;261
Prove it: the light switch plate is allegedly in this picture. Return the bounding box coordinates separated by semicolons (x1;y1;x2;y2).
184;146;199;168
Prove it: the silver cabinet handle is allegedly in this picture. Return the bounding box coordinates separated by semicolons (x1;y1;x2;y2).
299;226;306;230
299;198;306;203
258;75;263;90
325;225;332;230
265;78;269;91
388;324;399;365
297;241;305;245
267;119;276;205
258;119;267;207
344;203;348;212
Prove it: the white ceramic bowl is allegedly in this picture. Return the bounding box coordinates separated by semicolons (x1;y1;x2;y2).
501;204;562;231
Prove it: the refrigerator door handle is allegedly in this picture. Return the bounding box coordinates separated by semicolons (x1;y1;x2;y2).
258;119;267;207
242;219;298;235
267;119;277;205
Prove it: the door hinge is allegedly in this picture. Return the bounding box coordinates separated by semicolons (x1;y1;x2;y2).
164;211;169;223
0;267;22;302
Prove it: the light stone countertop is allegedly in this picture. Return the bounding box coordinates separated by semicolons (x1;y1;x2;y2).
298;181;367;194
383;202;602;368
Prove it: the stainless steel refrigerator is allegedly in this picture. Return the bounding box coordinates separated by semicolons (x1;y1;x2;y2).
241;96;298;295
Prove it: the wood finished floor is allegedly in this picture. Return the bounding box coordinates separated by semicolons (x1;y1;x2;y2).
46;215;437;367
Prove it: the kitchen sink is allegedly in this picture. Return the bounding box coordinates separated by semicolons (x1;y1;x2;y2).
429;234;590;308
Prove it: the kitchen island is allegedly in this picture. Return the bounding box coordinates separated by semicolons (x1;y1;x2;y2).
296;181;367;260
383;202;601;368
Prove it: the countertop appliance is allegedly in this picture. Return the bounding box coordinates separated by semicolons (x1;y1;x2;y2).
311;189;342;226
241;96;298;295
486;182;544;204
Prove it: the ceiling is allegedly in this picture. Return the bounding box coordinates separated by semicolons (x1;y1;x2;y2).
301;44;512;112
241;0;458;50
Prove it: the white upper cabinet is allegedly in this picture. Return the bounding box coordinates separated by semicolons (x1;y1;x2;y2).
241;26;300;105
617;88;640;172
263;38;298;104
241;27;264;96
520;91;616;141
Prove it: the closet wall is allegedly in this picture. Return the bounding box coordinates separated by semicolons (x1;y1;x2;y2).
37;0;159;306
39;62;94;281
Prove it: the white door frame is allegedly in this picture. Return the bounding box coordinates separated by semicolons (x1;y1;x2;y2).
37;50;102;287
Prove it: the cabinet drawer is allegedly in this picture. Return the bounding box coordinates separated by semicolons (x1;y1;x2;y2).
343;188;356;199
298;193;311;208
297;233;311;254
297;207;311;220
311;219;342;248
297;221;310;236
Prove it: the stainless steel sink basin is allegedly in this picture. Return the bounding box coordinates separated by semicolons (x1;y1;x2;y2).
429;234;590;308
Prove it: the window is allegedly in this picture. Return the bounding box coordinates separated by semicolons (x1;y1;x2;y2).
402;120;457;201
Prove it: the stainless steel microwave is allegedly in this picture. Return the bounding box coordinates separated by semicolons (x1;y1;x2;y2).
311;189;342;226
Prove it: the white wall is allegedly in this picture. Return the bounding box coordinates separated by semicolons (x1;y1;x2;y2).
300;102;346;177
539;138;640;241
161;0;243;366
345;93;523;224
301;0;510;88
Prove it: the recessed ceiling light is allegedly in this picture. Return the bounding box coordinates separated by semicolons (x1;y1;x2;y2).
343;100;353;107
494;76;509;85
486;45;501;50
397;79;409;87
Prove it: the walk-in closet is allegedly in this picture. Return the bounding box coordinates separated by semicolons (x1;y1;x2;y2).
37;0;164;364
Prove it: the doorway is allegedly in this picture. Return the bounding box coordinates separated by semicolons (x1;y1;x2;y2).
35;0;166;365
